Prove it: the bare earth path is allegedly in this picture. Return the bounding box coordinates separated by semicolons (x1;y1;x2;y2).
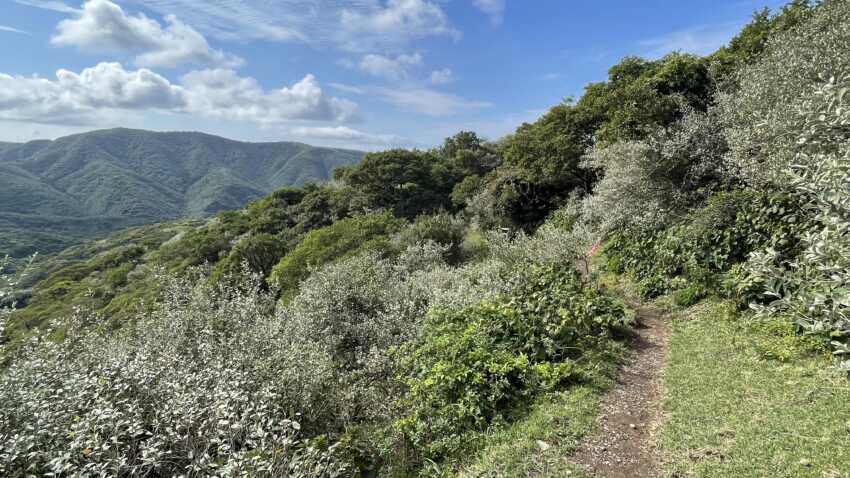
572;303;670;478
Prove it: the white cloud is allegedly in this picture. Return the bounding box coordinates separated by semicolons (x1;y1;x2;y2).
124;0;304;43
429;68;453;85
0;25;29;34
13;0;79;14
0;63;358;126
113;0;456;52
328;80;490;117
289;125;409;147
472;0;506;26
338;0;461;51
358;53;422;80
639;22;741;58
51;0;243;68
0;63;185;124
379;86;491;116
181;69;359;123
329;82;366;95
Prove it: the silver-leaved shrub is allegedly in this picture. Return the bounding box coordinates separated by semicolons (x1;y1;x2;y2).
718;0;850;186
0;218;591;476
574;105;727;237
744;75;850;368
0;270;352;477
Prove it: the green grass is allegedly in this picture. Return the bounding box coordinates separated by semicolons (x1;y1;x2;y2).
660;300;850;478
452;387;597;477
442;277;632;478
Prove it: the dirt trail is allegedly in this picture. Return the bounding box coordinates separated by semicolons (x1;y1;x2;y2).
572;303;670;478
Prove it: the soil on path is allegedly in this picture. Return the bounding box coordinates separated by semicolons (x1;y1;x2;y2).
572;303;670;478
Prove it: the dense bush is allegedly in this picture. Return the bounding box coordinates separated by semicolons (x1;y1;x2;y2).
741;76;850;368
7;2;850;475
277;247;444;433
393;212;468;264
212;233;288;283
719;0;849;185
2;218;610;476
396;265;631;461
606;189;810;298
578;106;728;235
588;53;712;144
0;257;13;344
0;272;353;477
244;185;360;240
270;212;405;292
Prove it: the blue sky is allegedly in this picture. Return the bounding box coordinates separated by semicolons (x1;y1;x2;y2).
0;0;787;150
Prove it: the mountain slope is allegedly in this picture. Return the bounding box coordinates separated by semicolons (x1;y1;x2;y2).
0;128;363;257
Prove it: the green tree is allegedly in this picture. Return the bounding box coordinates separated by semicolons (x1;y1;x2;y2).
710;1;815;80
338;150;454;218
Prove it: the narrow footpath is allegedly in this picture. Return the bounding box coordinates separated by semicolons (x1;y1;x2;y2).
572;303;670;478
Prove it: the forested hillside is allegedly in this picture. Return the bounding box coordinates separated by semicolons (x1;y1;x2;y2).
0;128;363;258
2;0;849;476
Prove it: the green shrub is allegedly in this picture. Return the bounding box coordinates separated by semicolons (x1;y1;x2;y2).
154;222;241;271
270;212;405;292
395;265;631;461
719;0;847;186
393;212;468;264
606;189;812;299
0;273;353;477
741;76;850;368
672;284;705;308
211;233;288;283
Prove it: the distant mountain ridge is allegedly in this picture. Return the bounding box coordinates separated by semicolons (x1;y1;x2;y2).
0;128;364;257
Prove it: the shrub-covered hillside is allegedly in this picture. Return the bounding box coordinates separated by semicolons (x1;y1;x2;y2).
0;128;363;259
2;0;849;476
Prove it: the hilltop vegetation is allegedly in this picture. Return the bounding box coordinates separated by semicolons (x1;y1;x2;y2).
2;0;849;476
0;128;363;258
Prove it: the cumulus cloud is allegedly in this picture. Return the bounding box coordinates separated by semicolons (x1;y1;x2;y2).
378;86;491;116
0;63;185;124
289;125;409;147
181;69;359;123
429;68;453;85
51;0;243;68
358;53;422;80
472;0;506;25
0;63;358;126
338;0;461;51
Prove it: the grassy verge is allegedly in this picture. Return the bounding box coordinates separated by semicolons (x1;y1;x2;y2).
660;300;850;477
446;274;634;477
452;386;597;478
